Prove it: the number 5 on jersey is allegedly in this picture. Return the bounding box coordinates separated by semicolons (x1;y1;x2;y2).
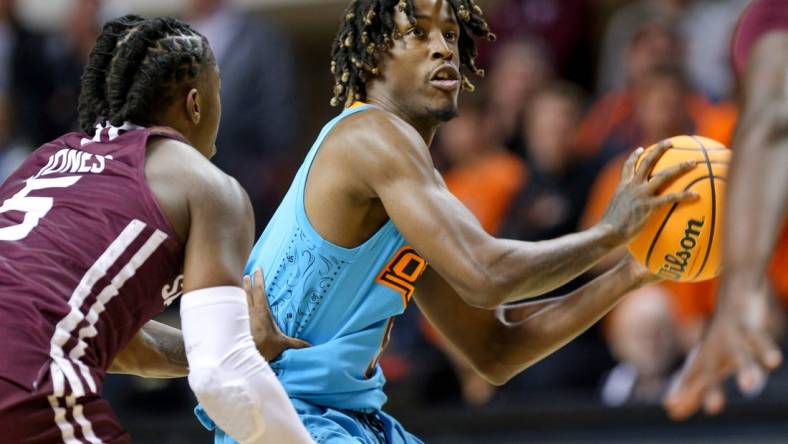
0;176;82;241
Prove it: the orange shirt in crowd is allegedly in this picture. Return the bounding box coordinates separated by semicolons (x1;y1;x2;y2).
575;88;738;157
443;150;527;235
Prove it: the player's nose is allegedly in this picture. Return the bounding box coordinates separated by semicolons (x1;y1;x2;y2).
430;34;453;61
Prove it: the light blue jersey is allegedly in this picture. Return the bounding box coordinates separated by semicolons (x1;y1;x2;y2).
196;104;426;444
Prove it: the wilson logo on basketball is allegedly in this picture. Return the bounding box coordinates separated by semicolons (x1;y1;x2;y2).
657;218;704;280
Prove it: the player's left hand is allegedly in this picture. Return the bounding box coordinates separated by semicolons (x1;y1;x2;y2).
244;268;311;362
622;253;662;286
663;283;782;420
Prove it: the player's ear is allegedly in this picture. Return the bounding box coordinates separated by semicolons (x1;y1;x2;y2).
185;88;201;125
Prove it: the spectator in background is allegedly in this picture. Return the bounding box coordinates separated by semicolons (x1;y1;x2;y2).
440;97;526;235
577;21;737;161
598;67;695;159
44;0;101;138
598;0;748;100
484;38;553;153
187;0;298;232
501;81;596;244
601;266;788;406
679;0;748;101
483;0;592;89
601;285;680;406
596;0;688;94
0;93;27;181
0;0;54;146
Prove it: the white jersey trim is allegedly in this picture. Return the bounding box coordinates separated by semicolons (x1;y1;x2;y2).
48;219;145;396
46;218;167;444
70;229;167;388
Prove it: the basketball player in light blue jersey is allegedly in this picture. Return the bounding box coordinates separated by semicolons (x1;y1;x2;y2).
195;0;699;442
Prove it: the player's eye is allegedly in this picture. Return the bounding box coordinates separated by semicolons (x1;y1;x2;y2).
408;27;425;38
443;31;457;42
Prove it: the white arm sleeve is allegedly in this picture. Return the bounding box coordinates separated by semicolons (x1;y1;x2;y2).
180;286;313;444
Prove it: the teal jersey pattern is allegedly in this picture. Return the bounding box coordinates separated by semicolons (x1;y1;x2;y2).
245;104;425;412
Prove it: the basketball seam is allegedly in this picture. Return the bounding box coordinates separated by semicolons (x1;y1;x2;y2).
664;147;728;152
644;175;715;268
690;135;717;280
646;176;709;267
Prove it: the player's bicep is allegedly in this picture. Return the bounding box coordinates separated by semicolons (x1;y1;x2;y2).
369;147;501;299
182;172;255;292
741;32;788;127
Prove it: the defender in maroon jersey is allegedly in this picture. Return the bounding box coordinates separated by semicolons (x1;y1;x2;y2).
0;15;311;443
664;0;788;419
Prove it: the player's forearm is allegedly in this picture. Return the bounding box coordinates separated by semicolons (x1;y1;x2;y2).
478;257;656;385
109;320;188;378
719;127;788;309
477;222;621;306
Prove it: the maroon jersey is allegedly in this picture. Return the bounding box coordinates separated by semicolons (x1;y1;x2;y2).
732;0;788;76
0;123;184;400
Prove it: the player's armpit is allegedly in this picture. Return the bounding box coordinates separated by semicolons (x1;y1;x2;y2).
415;258;656;385
109;320;188;378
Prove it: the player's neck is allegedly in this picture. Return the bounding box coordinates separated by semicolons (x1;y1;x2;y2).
364;96;438;146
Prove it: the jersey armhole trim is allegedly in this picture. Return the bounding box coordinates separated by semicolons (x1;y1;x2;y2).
294;105;399;261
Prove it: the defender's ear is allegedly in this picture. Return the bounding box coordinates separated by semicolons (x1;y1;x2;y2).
185;88;201;125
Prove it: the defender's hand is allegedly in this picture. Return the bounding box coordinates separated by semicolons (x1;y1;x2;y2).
601;140;699;243
245;268;310;362
663;285;782;420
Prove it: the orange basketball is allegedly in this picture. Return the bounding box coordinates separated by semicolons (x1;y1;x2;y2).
627;135;730;282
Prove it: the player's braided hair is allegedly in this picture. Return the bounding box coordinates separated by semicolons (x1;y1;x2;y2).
78;15;213;136
330;0;495;108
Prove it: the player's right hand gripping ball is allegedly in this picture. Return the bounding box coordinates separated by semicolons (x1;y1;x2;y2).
628;135;730;282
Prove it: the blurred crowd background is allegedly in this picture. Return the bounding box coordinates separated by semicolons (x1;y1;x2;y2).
2;0;788;442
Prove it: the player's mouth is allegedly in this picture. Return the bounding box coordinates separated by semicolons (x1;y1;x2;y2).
429;65;460;92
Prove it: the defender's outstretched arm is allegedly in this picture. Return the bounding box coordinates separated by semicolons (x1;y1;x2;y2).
664;32;788;421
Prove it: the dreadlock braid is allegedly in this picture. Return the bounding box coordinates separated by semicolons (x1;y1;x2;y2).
330;0;494;108
78;15;213;136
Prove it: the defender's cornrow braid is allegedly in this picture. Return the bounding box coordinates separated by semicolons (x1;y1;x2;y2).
78;15;146;135
104;17;210;128
114;34;207;126
105;18;173;123
329;0;494;108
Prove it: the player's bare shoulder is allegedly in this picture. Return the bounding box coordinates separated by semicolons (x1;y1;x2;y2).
326;107;435;186
144;136;253;243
